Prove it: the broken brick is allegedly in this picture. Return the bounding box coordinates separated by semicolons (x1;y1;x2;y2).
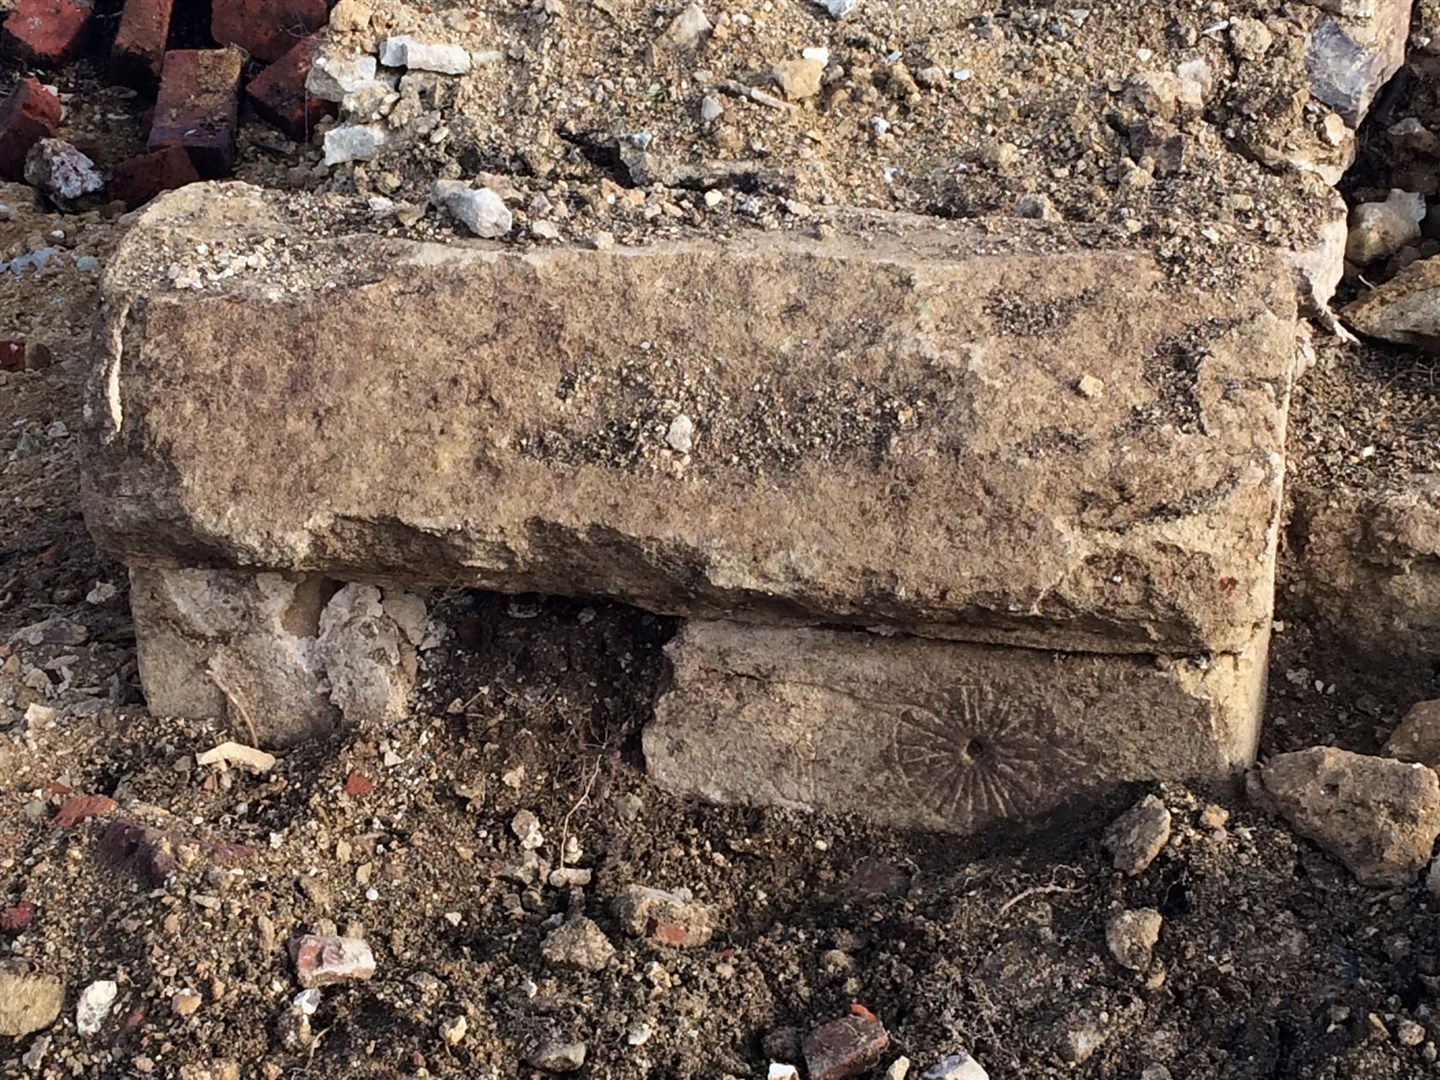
343;771;374;796
0;900;36;931
211;0;326;64
148;48;244;177
109;145;199;209
0;78;61;182
110;0;174;91
1;0;93;65
803;1009;890;1080
246;33;334;142
290;935;376;988
0;341;25;373
612;885;714;948
53;794;117;827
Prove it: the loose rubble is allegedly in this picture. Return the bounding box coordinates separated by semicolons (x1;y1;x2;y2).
1257;747;1440;886
1103;795;1173;876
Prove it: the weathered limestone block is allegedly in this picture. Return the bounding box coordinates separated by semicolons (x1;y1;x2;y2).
85;183;1297;657
1285;478;1440;665
130;567;423;747
644;621;1267;834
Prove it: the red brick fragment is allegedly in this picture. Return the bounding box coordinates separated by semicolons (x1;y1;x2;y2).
211;0;326;64
0;341;24;372
803;1010;890;1080
109;145;199;209
148;48;244;177
343;771;374;796
290;934;376;988
0;78;61;182
0;0;94;65
54;794;117;827
0;900;36;931
246;33;334;142
110;0;174;91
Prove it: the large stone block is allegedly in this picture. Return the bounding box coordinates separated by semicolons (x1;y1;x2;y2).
85;183;1296;656
645;621;1267;834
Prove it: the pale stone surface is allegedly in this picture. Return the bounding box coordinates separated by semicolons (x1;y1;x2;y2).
1342;256;1440;348
129;567;422;748
85;183;1297;657
1103;794;1174;875
1257;747;1440;886
1106;908;1163;971
1285;478;1440;665
1383;700;1440;767
645;622;1266;834
1345;188;1425;265
0;968;64;1038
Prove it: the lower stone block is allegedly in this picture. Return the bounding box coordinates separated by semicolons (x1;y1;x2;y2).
645;621;1267;833
130;567;425;748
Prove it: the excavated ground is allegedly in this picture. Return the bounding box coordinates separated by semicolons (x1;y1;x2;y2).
2;0;1440;1077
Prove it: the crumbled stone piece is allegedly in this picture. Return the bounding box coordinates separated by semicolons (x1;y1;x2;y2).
529;1040;587;1073
1347;189;1425;265
1258;747;1440;886
541;917;616;972
306;51;377;101
1103;795;1172;875
1105;908;1162;970
0;968;64;1038
379;35;471;74
75;980;117;1036
196;741;276;773
920;1053;988;1080
22;138;101;206
290;935;376;988
1383;700;1440;767
612;885;714;947
772;58;824;100
432;179;512;237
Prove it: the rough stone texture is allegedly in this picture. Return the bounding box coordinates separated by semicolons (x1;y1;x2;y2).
128;567;423;748
85;183;1297;657
611;885;714;947
1257;746;1440;886
540;917;616;972
1342;255;1440;348
1105;908;1163;970
0;967;65;1038
1103;794;1175;875
1383;700;1440;767
646;622;1265;834
1285;479;1440;666
1305;0;1413;126
289;935;375;988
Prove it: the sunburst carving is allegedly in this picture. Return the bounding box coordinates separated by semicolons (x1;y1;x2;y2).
887;685;1085;822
